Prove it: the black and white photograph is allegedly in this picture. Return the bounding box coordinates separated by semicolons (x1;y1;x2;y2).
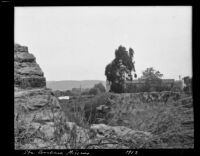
14;6;193;150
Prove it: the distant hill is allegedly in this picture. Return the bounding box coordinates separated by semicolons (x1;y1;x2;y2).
47;80;106;91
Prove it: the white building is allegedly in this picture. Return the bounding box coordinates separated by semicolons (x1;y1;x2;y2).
58;96;70;100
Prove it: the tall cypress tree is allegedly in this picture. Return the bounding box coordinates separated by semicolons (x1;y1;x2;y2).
105;45;137;93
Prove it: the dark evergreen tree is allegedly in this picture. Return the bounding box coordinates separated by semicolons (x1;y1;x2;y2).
105;45;137;93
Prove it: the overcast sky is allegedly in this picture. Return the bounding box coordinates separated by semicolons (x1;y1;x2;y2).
15;6;192;81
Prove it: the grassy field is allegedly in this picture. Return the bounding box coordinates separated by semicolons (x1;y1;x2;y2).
59;92;194;148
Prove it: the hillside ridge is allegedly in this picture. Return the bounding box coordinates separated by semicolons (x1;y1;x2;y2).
47;80;106;91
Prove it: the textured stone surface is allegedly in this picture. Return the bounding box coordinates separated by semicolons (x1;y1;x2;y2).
60;122;91;149
90;124;151;138
57;122;153;149
88;124;153;149
14;44;68;149
14;44;28;53
14;44;46;89
14;88;68;149
14;52;36;63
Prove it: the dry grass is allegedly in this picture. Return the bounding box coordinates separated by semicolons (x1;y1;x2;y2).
60;92;194;148
15;91;193;149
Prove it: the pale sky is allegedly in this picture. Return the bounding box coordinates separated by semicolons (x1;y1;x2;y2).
15;6;192;81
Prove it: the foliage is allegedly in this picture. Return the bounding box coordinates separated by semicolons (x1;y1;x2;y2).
62;92;193;148
81;88;90;95
105;45;137;93
126;84;138;93
141;67;163;80
88;83;106;95
16;90;193;149
53;90;74;97
88;92;193;148
89;88;100;95
84;93;111;124
93;83;106;93
55;91;194;149
140;67;163;92
71;88;82;95
53;83;106;97
183;76;192;94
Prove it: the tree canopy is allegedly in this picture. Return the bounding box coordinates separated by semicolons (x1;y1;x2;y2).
141;67;163;80
105;45;137;93
139;67;164;92
89;83;106;95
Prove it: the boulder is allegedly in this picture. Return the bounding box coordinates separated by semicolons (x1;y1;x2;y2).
15;75;46;89
14;52;35;63
60;122;91;149
14;44;46;89
14;44;28;53
90;124;152;138
15;88;68;149
14;44;68;149
88;124;153;149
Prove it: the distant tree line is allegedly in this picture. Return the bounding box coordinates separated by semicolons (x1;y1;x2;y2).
88;83;106;95
53;82;106;97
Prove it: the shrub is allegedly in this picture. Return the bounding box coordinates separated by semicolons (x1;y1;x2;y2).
89;88;100;95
